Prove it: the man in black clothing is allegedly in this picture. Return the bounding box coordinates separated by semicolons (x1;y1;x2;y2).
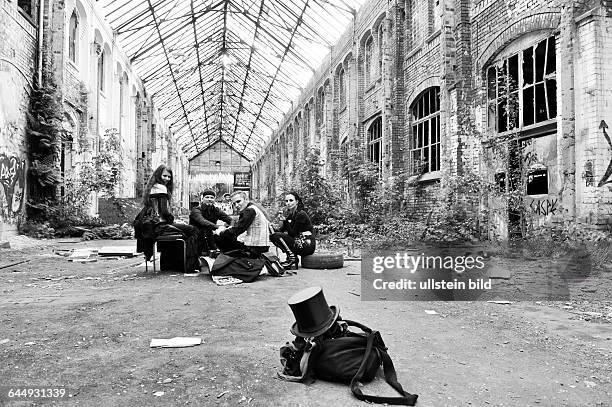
189;190;232;255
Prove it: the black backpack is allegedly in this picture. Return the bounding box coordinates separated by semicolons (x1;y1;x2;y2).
279;320;418;405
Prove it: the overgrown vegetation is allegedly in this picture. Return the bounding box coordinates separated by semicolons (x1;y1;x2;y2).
25;53;63;200
276;117;611;268
22;126;127;239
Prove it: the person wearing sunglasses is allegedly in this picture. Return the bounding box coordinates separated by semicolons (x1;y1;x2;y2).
270;191;315;270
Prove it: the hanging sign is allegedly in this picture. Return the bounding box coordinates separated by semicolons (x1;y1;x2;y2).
233;172;251;188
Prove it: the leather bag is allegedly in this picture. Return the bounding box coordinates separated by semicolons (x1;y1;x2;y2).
311;320;418;405
211;253;265;283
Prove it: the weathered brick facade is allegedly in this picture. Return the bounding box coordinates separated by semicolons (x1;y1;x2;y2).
47;0;188;208
0;0;37;240
252;0;612;237
1;0;190;240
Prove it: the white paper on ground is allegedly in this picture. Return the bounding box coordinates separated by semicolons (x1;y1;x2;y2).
99;246;138;257
149;337;202;348
69;249;96;260
211;275;243;285
424;310;438;315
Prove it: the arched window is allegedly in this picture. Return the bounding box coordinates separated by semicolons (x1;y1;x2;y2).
486;36;557;133
364;36;373;84
338;66;346;109
68;11;78;63
367;116;383;175
410;87;440;174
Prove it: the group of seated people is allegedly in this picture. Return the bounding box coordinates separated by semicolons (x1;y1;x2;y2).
135;164;316;274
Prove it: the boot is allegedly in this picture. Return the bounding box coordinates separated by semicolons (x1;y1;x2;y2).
276;237;299;270
281;252;298;270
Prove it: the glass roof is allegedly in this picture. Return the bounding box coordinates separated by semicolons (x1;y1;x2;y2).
102;0;365;160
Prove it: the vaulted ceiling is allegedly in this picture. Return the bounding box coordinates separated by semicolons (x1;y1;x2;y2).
103;0;364;160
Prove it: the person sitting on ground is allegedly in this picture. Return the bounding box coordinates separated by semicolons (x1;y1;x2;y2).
135;164;200;273
189;190;232;256
270;191;315;270
219;193;234;215
213;191;270;257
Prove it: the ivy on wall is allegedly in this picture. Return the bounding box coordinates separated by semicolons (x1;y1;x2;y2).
25;51;64;200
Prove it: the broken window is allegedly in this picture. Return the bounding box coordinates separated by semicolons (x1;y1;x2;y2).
410;87;440;174
526;168;548;195
486;36;556;133
367;116;383;176
69;11;78;63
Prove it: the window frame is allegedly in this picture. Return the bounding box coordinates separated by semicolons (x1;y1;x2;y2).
367;116;383;176
486;36;557;134
410;87;440;175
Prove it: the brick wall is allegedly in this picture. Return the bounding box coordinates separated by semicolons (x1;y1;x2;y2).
250;0;612;236
0;0;37;239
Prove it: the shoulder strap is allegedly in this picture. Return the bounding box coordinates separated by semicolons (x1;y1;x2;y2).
343;319;372;333
349;330;418;406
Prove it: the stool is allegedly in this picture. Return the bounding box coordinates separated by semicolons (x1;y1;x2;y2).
145;235;186;274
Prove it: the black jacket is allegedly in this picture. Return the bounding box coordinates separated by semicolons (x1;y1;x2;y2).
279;209;313;238
189;204;232;232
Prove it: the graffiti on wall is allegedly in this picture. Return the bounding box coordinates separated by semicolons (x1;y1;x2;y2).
598;120;612;187
0;153;26;216
529;197;558;216
583;160;595;187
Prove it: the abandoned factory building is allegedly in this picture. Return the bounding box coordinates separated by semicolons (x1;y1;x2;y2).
1;0;612;240
252;0;612;237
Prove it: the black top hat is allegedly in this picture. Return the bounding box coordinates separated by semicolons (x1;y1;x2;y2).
288;286;340;338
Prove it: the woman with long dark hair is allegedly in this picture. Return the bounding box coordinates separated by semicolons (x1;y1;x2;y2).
270;191;315;269
135;164;200;273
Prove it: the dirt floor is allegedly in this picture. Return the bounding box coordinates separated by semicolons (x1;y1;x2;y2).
0;238;611;406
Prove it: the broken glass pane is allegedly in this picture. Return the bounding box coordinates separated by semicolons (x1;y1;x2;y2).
526;169;548;195
509;54;519;93
546;37;556;76
535;39;546;83
523;47;533;86
546;80;557;119
523;86;534;126
498;98;507;133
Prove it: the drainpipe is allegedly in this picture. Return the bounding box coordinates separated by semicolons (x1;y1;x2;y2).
37;0;46;85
